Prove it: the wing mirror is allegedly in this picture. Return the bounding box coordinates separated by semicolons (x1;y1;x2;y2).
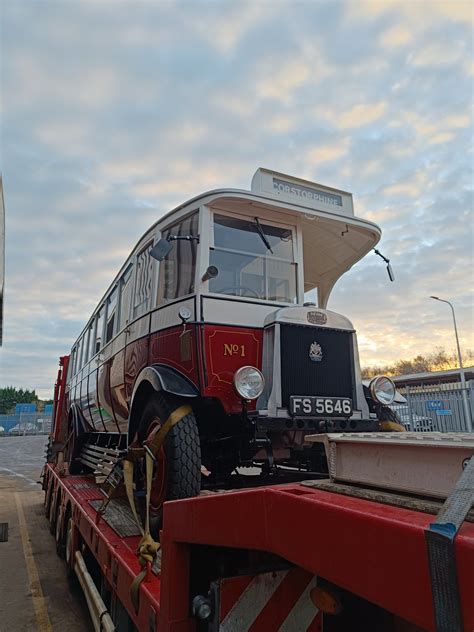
387;262;395;282
150;237;173;262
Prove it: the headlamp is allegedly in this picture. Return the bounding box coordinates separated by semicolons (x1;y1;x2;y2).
369;375;396;405
233;366;264;400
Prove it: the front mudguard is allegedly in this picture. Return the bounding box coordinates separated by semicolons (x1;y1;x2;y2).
128;364;199;441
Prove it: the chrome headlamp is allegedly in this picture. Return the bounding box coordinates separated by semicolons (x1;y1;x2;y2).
233;366;264;400
369;375;396;405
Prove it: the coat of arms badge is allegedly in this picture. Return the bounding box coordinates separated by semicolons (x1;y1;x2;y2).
309;341;323;362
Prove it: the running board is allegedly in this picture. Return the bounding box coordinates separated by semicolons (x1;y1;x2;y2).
78;443;123;484
307;432;474;499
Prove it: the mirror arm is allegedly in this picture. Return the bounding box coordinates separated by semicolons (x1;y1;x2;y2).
168;234;200;244
373;248;395;282
373;248;390;264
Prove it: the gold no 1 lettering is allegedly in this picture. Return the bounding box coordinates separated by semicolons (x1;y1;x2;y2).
223;343;245;357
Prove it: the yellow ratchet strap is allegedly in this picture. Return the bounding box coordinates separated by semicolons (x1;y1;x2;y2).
147;404;192;456
379;420;406;432
127;404;192;613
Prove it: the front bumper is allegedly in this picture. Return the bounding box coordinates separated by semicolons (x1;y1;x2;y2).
254;415;379;433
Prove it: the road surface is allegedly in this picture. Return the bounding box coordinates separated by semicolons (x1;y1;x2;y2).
0;435;90;631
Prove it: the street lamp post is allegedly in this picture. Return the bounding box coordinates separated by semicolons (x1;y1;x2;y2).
430;296;472;432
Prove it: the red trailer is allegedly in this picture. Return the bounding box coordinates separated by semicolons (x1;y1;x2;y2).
43;359;474;632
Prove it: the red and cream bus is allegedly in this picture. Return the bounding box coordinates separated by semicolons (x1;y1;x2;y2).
61;168;401;512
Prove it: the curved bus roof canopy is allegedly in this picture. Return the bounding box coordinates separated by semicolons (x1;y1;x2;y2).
117;168;381;311
203;168;381;307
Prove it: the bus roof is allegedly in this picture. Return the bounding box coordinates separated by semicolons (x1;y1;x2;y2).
145;168;381;306
75;170;381;344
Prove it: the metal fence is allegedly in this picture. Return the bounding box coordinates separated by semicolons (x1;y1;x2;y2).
0;412;52;435
391;380;473;433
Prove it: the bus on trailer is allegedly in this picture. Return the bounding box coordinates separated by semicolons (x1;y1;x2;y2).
57;168;403;525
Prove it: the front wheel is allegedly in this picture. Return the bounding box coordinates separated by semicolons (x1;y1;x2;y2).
137;393;201;523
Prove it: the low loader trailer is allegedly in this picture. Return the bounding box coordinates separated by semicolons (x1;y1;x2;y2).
43;167;473;630
43;359;474;632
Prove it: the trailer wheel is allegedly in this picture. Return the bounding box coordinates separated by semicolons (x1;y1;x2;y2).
65;517;73;566
56;514;64;557
64;515;77;580
49;490;59;535
378;406;406;432
44;475;53;518
138;393;201;526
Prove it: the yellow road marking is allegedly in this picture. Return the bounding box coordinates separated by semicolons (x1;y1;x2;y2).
14;492;53;632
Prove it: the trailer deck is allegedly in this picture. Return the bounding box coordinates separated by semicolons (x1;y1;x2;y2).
43;461;474;631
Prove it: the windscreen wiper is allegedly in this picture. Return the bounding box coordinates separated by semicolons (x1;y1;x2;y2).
254;217;274;254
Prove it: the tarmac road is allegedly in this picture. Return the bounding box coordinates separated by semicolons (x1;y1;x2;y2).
0;435;90;631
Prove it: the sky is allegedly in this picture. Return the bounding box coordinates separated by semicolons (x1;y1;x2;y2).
1;0;473;399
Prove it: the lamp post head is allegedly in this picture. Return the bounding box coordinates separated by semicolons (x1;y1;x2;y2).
430;296;439;300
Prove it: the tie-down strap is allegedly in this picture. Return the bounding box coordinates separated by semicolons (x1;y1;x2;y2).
425;456;474;632
125;404;192;613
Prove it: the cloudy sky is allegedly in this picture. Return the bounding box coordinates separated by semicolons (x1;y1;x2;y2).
1;0;473;398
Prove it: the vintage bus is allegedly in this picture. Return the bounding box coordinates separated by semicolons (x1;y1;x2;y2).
61;168;401;513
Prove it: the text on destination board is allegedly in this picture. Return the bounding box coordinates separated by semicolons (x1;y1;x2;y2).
273;178;343;207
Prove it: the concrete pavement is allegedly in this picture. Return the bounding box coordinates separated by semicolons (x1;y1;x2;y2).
0;435;90;631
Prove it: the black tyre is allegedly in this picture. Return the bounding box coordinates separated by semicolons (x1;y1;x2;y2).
49;491;59;535
64;515;76;579
137;392;201;512
44;475;53;518
56;504;66;558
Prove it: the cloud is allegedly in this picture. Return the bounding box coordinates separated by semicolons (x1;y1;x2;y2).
383;171;427;198
379;25;414;48
306;140;350;165
256;58;312;103
338;102;388;130
194;2;270;55
347;1;473;25
1;0;473;398
409;42;466;67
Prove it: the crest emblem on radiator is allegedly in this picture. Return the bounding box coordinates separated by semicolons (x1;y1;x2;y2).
309;341;323;362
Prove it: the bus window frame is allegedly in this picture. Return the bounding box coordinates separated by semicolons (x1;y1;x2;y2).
69;346;76;380
132;239;155;320
76;336;84;375
95;305;106;356
155;210;199;307
105;284;119;345
117;263;134;333
205;207;300;305
82;324;91;367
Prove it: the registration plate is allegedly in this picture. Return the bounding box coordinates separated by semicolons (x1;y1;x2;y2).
289;396;352;417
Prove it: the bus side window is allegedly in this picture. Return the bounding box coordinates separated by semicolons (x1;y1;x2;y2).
82;324;92;366
75;336;83;374
118;264;133;331
88;319;97;360
157;212;198;304
105;286;118;344
133;242;153;319
95;307;105;354
68;347;76;381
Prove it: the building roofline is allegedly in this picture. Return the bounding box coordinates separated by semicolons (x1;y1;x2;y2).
393;366;474;385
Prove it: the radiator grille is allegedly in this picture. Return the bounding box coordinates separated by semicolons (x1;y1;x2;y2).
280;324;354;406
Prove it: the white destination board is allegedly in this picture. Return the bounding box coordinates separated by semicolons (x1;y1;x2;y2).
251;168;354;217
